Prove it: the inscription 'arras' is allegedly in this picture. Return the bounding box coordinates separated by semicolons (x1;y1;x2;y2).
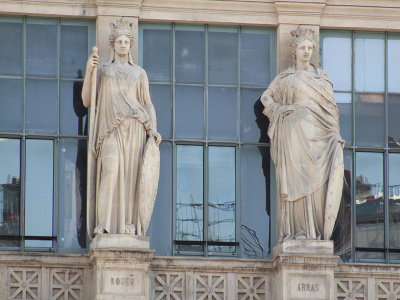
297;283;319;292
110;277;135;286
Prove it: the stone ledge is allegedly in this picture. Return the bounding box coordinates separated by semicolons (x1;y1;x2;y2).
89;234;150;250
273;240;334;257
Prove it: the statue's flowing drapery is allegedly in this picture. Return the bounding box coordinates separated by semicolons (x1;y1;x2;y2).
87;63;153;237
261;65;344;241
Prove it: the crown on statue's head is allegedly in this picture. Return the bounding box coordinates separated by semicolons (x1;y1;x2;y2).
109;20;133;36
290;28;315;39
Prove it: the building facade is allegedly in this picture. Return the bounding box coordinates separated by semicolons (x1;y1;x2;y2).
0;0;400;299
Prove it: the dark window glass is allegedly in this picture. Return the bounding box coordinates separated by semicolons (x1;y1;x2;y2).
240;145;269;259
0;21;23;76
241;88;266;143
175;86;204;139
208;30;238;85
241;32;271;87
149;84;172;139
143;29;172;82
60;25;88;79
0;79;23;133
389;153;400;249
208;87;237;141
26;23;57;78
26;79;57;134
175;30;205;84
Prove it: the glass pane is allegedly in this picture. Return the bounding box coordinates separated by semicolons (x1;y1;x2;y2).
356;251;384;261
0;21;23;76
143;29;172;82
148;142;172;255
240;145;269;259
336;93;352;145
176;145;203;242
389;153;400;249
208;245;236;255
149;84;172;139
208;87;237;141
175;243;203;253
175;30;205;84
241;32;271;87
25;140;53;238
25;239;52;248
26;79;57;134
0;79;23;133
60;25;88;79
388;94;400;147
354;33;385;93
208;147;235;243
26;23;57;78
60;80;88;136
175;86;204;139
0;139;20;242
355;152;383;249
322;36;352;91
208;31;238;85
355;93;384;147
388;36;400;93
58;139;87;250
241;88;267;143
332;149;352;262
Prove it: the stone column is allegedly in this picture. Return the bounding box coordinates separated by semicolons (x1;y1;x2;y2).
88;235;154;300
273;240;338;300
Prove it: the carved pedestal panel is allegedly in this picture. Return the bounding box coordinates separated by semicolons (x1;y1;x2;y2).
273;240;338;300
88;235;154;300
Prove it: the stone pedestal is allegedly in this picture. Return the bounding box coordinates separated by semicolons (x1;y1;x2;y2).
88;234;154;300
273;240;338;300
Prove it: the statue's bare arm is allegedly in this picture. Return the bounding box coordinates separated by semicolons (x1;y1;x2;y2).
81;53;100;108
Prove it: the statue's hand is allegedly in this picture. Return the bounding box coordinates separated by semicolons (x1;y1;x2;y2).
283;104;295;117
86;53;99;73
148;130;162;145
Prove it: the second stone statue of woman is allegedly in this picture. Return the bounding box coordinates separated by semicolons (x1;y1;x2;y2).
82;20;161;238
261;28;344;242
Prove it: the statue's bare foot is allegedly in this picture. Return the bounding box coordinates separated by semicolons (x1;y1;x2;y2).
125;224;136;234
94;225;106;234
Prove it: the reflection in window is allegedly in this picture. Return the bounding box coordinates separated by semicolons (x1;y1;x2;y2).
389;154;400;249
0;139;20;247
356;152;384;251
176;146;204;244
208;147;235;246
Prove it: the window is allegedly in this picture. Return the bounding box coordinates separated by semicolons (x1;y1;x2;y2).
322;31;400;263
140;24;276;257
0;17;94;253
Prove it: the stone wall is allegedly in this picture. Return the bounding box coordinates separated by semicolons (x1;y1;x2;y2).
2;252;400;299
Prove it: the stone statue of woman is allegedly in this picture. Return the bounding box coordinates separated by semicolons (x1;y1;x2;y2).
261;28;345;241
81;20;161;239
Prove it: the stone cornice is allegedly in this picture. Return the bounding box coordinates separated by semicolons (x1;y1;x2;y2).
274;0;326;25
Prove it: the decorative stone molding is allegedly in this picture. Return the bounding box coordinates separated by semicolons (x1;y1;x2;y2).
237;275;268;300
154;272;185;300
194;273;226;299
8;268;41;300
335;278;367;300
50;269;83;300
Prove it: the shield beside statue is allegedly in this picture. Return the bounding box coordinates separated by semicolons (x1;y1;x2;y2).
138;136;160;235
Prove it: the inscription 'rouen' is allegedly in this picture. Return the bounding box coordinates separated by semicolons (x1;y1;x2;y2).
297;282;319;292
110;276;135;286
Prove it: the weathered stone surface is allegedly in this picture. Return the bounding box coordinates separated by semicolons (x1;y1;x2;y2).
89;234;150;250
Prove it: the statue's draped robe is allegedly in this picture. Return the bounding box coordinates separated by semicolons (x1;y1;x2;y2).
87;63;153;237
261;65;344;241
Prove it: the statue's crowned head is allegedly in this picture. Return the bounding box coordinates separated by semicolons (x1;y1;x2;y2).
109;20;135;48
290;27;316;60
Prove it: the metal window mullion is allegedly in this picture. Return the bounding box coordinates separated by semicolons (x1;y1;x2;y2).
236;27;241;257
204;25;209;256
171;23;177;256
384;32;390;262
53;18;61;253
20;16;27;252
351;31;357;263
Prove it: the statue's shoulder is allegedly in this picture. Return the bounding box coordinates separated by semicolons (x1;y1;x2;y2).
312;64;333;85
277;66;296;78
